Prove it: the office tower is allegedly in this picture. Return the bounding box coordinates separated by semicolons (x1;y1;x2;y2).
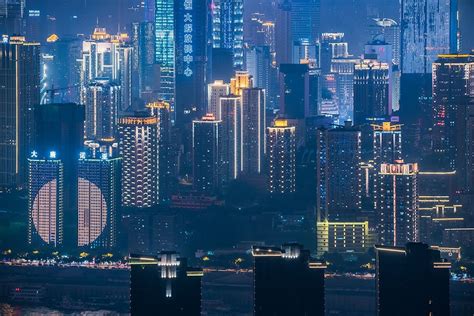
459;0;474;53
242;88;265;175
85;79;121;141
317;220;371;256
0;0;25;35
373;122;403;167
320;33;348;74
252;244;326;316
118;114;159;208
275;0;292;65
131;21;157;103
432;54;474;191
154;0;175;102
375;243;451;316
175;0;208;124
211;0;244;68
42;35;81;104
245;46;271;103
316;123;362;220
147;101;174;203
293;39;320;66
267;119;296;195
79;28;132;111
261;21;275;53
401;0;457;75
130;252;203;315
27;152;63;247
207;80;230;119
0;36;40;189
77;152;121;249
33;103;85;247
376;161;419;246
192;114;222;193
279;63;309;119
289;0;320;44
371;18;400;66
331;57;359;121
230;71;253;96
220;96;242;182
353;58;390;125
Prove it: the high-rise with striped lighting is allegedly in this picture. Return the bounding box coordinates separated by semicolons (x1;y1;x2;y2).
267;119;296;195
192;114;222;194
28;151;64;247
220;95;242;182
0;36;40;189
78;151;121;249
375;161;419;246
85;79;121;141
230;71;253;96
118;115;159;208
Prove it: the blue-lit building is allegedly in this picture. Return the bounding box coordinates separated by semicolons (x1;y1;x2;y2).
401;0;458;75
78;152;121;249
211;0;244;69
290;0;320;44
155;0;175;103
175;0;208;124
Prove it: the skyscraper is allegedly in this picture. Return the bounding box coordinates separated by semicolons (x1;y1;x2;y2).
376;161;419;246
373;122;403;167
0;36;40;189
353;58;390;125
28;151;63;247
331;57;359;122
267;119;296;195
316;123;362;220
275;0;292;65
400;0;458;75
85;79;121;141
207;80;230;119
220;95;242;182
77;152;121;249
289;0;320;44
175;0;208;124
192;114;222;194
147;101;174;203
375;243;451;316
432;54;474;190
130;252;203;315
279;63;309;119
245;46;272;104
33;103;85;247
118;114;159;208
0;0;25;36
211;0;244;68
242;88;265;175
79;28;131;111
252;243;326;316
155;0;175;102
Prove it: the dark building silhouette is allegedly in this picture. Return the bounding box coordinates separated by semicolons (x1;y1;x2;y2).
375;243;451;316
130;252;203;316
33;103;85;247
279;63;309;119
252;243;326;316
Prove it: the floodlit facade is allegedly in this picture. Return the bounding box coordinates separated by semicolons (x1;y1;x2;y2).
267;119;296;195
207;80;230;119
118;115;159;208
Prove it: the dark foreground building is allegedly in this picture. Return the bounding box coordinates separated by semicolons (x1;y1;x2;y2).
375;243;451;316
252;243;326;316
130;252;203;315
